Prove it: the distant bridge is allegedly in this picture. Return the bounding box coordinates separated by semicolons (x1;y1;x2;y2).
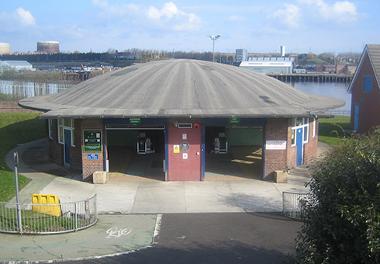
268;73;353;83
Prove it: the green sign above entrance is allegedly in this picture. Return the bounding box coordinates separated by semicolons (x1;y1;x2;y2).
83;130;102;152
229;117;240;125
129;118;141;125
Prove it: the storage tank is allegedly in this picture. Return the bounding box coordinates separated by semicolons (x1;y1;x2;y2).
37;41;60;54
0;43;11;55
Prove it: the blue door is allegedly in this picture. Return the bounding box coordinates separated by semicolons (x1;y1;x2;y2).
296;127;303;166
64;129;71;167
354;104;360;131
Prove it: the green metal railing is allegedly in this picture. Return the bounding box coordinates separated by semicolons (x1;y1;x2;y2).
0;194;97;234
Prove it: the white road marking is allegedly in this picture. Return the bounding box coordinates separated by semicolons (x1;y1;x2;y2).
105;227;132;239
153;214;162;244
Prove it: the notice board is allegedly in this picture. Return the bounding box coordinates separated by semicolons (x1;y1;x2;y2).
83;130;102;152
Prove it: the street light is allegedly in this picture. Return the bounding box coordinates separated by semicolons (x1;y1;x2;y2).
209;34;221;62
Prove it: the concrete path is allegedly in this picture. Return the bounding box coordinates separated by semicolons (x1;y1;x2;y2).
6;139;310;214
0;214;158;263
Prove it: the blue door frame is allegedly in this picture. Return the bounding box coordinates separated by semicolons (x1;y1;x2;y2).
63;129;71;167
296;127;303;166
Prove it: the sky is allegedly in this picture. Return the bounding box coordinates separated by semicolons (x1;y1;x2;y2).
0;0;379;54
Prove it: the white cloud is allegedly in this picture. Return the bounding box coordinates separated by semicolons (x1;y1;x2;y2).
273;4;300;28
147;2;201;31
16;7;35;26
299;0;358;22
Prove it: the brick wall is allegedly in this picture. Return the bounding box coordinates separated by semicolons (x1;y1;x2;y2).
263;118;288;179
80;119;104;179
351;52;380;133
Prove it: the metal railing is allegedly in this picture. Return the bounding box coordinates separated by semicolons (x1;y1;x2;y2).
282;191;310;219
0;194;97;234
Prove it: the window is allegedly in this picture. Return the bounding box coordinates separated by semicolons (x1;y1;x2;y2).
58;119;64;144
291;129;295;146
58;118;75;146
303;124;308;143
363;75;373;93
48;119;54;140
312;119;316;138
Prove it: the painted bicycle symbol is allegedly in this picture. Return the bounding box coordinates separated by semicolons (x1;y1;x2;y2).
105;227;132;238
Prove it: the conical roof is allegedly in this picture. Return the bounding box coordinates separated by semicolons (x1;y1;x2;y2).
20;59;344;118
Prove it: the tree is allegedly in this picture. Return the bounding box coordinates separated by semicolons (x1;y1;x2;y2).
296;129;380;264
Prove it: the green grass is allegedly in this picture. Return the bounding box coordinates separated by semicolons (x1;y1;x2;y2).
0;204;92;233
319;116;351;146
0;112;47;202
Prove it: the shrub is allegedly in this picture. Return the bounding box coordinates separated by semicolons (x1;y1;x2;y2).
296;129;380;264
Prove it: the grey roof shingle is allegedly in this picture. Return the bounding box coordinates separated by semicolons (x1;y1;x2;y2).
19;59;344;118
367;44;380;86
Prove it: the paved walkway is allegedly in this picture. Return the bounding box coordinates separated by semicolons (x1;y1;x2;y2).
0;214;158;263
6;139;311;214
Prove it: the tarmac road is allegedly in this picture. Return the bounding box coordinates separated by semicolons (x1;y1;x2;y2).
67;212;301;264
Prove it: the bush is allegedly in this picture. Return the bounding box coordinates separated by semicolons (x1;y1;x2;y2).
296;129;380;264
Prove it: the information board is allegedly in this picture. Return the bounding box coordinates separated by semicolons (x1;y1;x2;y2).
83;130;102;152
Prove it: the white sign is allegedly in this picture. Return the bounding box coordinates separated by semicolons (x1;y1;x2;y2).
182;133;187;140
265;140;287;150
182;153;188;159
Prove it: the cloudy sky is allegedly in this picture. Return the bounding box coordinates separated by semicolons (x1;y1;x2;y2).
0;0;379;53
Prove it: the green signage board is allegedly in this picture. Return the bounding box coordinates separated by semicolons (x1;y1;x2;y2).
129;118;141;125
229;117;240;125
83;130;102;152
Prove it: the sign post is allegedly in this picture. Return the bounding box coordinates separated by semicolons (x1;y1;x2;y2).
14;152;22;233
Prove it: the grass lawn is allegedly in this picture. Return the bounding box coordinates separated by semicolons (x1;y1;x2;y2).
0;112;46;202
319;116;351;146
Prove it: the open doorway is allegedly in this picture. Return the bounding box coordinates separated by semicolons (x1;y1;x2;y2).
205;126;263;181
106;129;165;181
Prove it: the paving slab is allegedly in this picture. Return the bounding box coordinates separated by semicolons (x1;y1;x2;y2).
0;214;157;263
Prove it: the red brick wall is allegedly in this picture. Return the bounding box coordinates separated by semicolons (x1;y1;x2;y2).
167;121;201;181
351;52;380;133
80;119;104;179
263;119;288;179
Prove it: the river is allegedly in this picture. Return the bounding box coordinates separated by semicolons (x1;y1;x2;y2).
0;79;351;115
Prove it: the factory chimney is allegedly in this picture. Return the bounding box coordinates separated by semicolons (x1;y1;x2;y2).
280;45;286;57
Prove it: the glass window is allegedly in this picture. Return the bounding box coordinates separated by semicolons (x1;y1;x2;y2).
58;119;64;144
313;119;316;138
291;129;295;145
296;117;303;126
48;119;54;140
303;125;308;143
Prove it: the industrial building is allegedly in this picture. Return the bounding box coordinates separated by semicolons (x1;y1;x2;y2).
349;44;380;133
239;57;294;74
0;43;11;55
20;59;342;181
235;49;248;63
0;60;33;72
37;41;60;54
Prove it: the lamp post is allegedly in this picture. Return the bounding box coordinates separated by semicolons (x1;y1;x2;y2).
209;35;221;62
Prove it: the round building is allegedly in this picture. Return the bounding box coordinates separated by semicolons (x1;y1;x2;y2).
20;59;343;181
0;43;11;55
37;41;60;54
